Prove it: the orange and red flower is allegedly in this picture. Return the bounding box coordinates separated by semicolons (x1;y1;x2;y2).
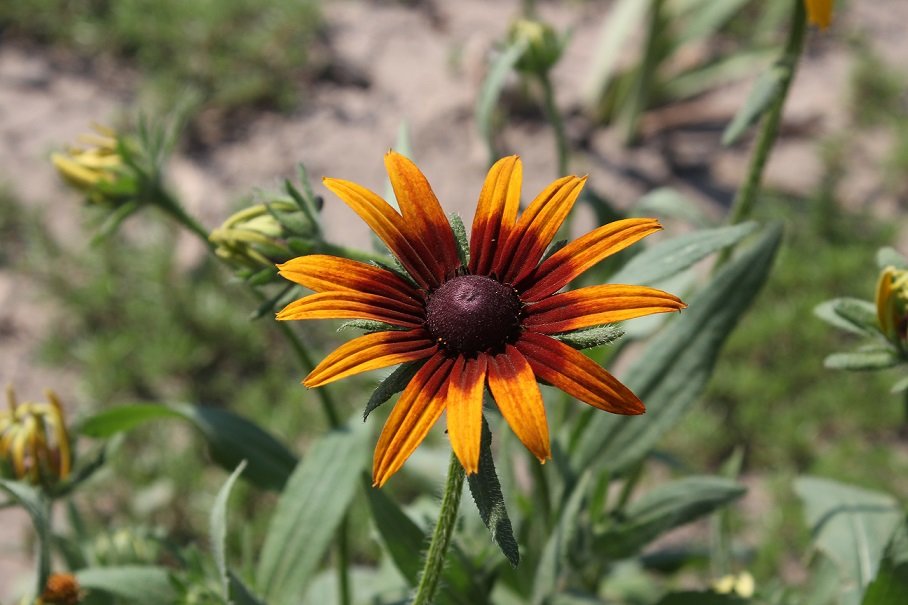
278;153;685;486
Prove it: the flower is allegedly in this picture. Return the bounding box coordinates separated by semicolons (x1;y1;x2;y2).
51;124;126;205
39;573;82;605
277;153;685;486
0;386;72;485
876;266;908;348
805;0;833;29
210;200;318;270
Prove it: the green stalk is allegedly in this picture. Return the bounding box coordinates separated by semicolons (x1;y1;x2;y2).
538;72;569;177
412;452;466;605
726;0;808;226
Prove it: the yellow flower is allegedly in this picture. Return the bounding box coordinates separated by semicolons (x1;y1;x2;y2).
210;200;315;270
51;124;125;204
876;266;908;347
277;153;685;486
0;386;71;486
712;571;755;598
805;0;833;29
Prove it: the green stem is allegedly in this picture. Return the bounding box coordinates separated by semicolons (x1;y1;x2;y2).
155;186;213;248
412;452;465;605
539;72;569;177
725;0;807;227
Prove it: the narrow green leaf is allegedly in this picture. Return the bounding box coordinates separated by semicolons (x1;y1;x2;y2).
554;325;624;350
338;319;401;333
0;480;50;595
362;474;426;584
583;0;650;107
532;472;591;605
573;223;782;475
610;221;757;286
862;519;908;605
824;348;899;371
229;571;267;605
722;64;787;146
655;592;749;605
594;476;746;559
76;566;176;605
814;298;879;336
364;362;422;421
633;187;710;227
450;212;470;267
256;424;369;605
677;0;751;43
477;40;528;159
78;403;184;438
211;461;247;600
834;299;883;335
795;476;903;605
467;416;519;567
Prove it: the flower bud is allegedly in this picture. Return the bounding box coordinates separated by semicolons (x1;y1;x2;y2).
712;571;755;599
0;387;72;486
509;19;564;76
51;125;130;205
876;266;908;348
209;199;318;272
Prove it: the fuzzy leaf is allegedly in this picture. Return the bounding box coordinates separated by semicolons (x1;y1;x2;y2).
834;299;883;335
573;223;782;475
256;424;368;605
363;361;423;421
211;461;247;599
815;298;879;336
76;566;176;604
824;348;899;371
362;475;426;584
610;221;757;286
467;416;519;566
553;324;624;350
722;63;787;146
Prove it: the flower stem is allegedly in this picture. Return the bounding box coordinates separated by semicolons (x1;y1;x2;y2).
538;72;569;177
412;452;465;605
726;0;807;227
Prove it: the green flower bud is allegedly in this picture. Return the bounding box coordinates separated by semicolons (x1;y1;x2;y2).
509;19;564;76
876;266;908;348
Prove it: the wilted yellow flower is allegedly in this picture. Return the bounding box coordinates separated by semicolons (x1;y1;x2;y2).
51;124;125;204
0;387;71;486
509;19;563;75
210;200;317;270
712;571;755;598
805;0;833;29
876;266;908;348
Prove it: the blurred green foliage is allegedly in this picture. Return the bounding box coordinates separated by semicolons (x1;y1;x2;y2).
0;0;323;118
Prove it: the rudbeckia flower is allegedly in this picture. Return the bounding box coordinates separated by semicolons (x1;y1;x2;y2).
278;153;685;486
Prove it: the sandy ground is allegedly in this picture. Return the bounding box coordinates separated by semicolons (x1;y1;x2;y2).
1;0;907;596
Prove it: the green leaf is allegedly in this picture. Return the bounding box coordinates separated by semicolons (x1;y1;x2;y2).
256;424;369;605
722;63;787;146
814;298;879;336
79;403;297;491
594;476;746;559
211;461;247;599
362;474;426;584
863;519;908;605
573;223;782;475
877;247;908;270
583;0;650;107
532;472;591;605
677;0;751;43
610;221;758;286
76;566;177;605
338;319;401;333
0;480;50;595
477;39;528;158
655;592;749;605
824;348;899;371
795;476;903;605
78;403;184;438
632;187;711;227
467;416;519;567
553;324;624;350
450;212;470;267
229;571;267;605
364;362;422;421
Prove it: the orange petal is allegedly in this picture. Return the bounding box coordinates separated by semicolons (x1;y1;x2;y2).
805;0;833;29
323;178;439;289
516;332;644;415
277;255;422;303
525;284;686;333
276;291;425;328
469;156;522;276
445;355;487;475
304;329;436;387
519;218;662;301
373;352;455;486
493;176;586;284
385;151;460;279
487;346;550;463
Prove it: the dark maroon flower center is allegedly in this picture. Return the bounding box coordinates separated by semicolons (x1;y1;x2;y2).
425;275;524;356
